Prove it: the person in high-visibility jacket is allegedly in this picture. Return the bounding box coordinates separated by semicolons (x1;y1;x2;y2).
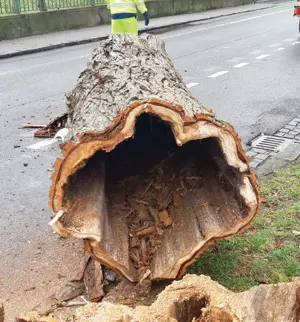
105;0;149;35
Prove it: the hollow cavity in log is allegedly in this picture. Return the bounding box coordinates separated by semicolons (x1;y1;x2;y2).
57;114;253;281
49;34;260;282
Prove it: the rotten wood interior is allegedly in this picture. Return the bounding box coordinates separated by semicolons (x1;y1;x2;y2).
59;113;253;281
49;34;259;283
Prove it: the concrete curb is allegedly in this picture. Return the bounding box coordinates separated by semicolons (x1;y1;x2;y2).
0;4;276;59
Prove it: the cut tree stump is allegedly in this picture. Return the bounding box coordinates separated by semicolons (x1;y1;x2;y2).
49;34;260;282
74;274;300;322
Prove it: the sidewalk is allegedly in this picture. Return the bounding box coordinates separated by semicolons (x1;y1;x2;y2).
0;1;286;59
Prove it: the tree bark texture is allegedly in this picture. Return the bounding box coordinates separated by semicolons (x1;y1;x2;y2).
74;274;300;322
0;301;3;322
49;34;261;283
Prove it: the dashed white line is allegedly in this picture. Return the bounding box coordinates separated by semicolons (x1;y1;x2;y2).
208;71;228;78
292;41;300;45
274;47;285;52
283;38;296;42
233;62;249;68
27;138;58;150
256;54;272;60
163;9;290;39
186;82;199;88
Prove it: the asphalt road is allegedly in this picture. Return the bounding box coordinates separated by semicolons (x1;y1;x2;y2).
1;1;300;318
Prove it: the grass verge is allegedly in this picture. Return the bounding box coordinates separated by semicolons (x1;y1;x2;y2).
188;161;300;291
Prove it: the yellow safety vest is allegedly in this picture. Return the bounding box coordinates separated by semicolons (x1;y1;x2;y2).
105;0;147;15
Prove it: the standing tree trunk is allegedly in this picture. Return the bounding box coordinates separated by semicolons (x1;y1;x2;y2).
49;34;260;282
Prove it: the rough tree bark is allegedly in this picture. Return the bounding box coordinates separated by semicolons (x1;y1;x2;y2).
49;34;261;283
74;275;300;322
0;301;4;322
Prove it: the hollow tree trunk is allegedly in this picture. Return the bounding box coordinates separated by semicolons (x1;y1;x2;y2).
74;275;300;322
49;34;261;283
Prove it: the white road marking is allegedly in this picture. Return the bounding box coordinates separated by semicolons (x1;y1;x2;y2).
283;38;296;42
256;54;273;60
208;71;228;78
27;138;58;150
0;54;89;76
233;62;249;68
274;47;285;51
292;41;300;45
164;9;291;39
186;82;199;88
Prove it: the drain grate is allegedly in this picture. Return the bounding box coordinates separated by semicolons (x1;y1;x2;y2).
251;135;292;152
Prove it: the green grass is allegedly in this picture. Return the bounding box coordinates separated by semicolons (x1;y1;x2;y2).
188;162;300;291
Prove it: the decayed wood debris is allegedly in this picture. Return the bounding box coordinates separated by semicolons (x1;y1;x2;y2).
48;34;260;283
73;275;300;322
34;113;68;138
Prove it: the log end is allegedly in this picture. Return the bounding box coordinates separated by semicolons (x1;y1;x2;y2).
49;100;260;282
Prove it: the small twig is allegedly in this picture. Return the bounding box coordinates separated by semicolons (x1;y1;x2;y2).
22;124;46;129
61;301;86;307
180;176;186;190
135;226;157;237
81;296;89;304
125;209;134;218
139;269;151;283
141;179;154;198
134;199;150;206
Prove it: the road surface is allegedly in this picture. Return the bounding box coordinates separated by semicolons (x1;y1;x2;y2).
1;1;300;318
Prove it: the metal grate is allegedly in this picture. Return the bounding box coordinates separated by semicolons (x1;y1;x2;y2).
251;135;292;152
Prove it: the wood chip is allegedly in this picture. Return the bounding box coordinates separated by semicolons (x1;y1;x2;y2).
173;191;181;207
138;205;152;221
135;226;157;237
141;238;147;264
159;209;172;227
201;202;209;207
84;257;104;302
130;248;140;263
